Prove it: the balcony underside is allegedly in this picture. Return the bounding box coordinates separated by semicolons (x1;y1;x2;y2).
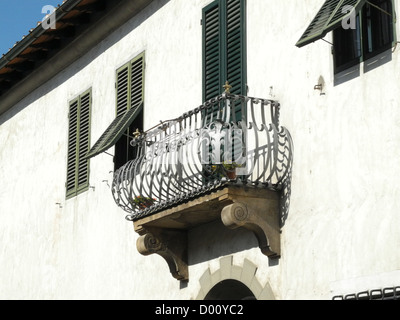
135;184;281;281
134;184;279;232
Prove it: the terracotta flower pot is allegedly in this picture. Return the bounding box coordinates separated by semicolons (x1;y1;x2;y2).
226;170;237;180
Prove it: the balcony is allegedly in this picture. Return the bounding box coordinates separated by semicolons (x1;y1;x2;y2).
111;91;293;280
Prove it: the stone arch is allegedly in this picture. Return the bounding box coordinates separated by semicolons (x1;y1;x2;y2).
196;256;275;300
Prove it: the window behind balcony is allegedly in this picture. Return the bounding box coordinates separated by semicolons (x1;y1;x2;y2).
66;89;92;199
202;0;247;168
202;0;247;121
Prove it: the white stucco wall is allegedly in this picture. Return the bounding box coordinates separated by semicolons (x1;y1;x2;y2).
0;0;400;300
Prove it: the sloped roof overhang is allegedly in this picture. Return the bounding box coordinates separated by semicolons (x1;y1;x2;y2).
0;0;153;116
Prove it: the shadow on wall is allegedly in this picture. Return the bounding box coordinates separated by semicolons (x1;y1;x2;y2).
188;219;279;267
280;162;293;228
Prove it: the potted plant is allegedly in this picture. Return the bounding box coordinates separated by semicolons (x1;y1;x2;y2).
130;196;156;209
211;161;243;180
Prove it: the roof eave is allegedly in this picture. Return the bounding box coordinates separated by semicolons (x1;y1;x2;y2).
0;0;83;70
0;0;154;116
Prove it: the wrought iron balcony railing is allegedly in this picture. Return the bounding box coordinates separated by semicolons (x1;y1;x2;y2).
112;92;293;221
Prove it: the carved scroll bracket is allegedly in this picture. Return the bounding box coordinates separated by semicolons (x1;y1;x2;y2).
133;186;282;281
221;200;281;259
136;228;188;281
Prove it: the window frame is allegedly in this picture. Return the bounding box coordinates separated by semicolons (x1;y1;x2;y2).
333;0;395;73
361;0;394;61
85;53;145;166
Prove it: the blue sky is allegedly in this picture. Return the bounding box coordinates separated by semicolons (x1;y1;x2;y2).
0;0;62;56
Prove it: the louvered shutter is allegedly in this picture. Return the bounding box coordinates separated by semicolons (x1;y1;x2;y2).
296;0;366;47
85;103;143;160
130;54;144;110
77;91;91;192
226;0;246;96
66;90;91;198
203;0;246;118
226;0;246;163
66;99;78;197
116;64;130;117
226;0;246;121
115;63;131;164
203;0;222;103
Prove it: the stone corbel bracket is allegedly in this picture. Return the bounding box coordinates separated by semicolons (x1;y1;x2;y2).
134;186;281;281
221;200;280;259
136;228;188;281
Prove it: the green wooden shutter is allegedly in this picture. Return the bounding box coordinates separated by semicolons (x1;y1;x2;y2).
296;0;366;47
226;0;246;121
203;0;222;103
116;63;130;116
66;99;79;197
116;53;144;114
130;54;144;110
226;0;245;161
77;90;91;192
203;0;246;117
66;90;91;198
226;0;246;96
85;103;143;160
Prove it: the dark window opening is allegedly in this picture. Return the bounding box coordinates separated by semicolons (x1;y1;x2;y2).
333;15;362;73
362;0;394;60
333;0;394;73
114;109;143;171
205;280;256;300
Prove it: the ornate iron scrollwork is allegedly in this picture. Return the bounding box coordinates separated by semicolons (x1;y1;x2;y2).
111;93;293;221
